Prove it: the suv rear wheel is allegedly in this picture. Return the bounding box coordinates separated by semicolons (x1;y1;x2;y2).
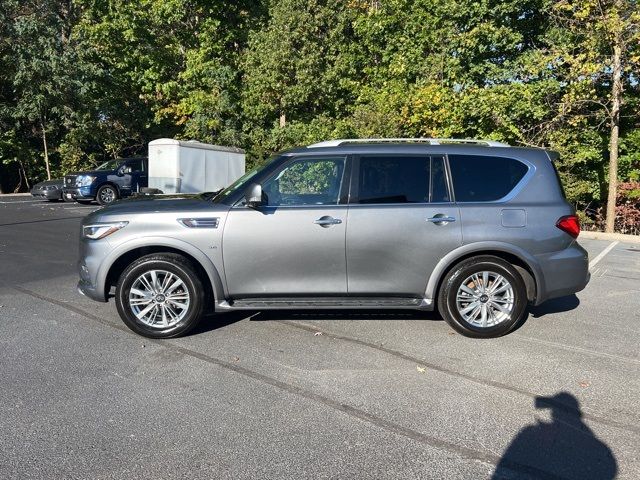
115;253;204;338
437;256;527;338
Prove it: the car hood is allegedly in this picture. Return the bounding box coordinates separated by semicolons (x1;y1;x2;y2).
90;194;229;219
34;179;63;187
66;170;106;177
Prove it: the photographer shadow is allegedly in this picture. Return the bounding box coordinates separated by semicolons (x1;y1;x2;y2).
492;392;617;479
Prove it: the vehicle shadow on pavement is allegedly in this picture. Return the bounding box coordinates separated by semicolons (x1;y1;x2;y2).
187;311;254;336
492;392;617;480
529;294;580;318
249;309;441;322
188;310;442;337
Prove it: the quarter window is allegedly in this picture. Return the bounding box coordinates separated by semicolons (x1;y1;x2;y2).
262;156;345;206
355;156;449;204
448;155;528;202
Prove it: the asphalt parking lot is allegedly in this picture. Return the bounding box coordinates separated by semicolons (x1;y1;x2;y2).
1;194;639;480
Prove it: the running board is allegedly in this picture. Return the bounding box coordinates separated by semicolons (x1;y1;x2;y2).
218;297;433;310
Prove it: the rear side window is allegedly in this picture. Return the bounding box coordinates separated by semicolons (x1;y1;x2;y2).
355;156;449;204
127;159;143;172
448;155;528;202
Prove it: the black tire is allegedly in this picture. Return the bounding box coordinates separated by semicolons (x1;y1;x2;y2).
96;184;118;205
115;253;205;338
437;255;528;338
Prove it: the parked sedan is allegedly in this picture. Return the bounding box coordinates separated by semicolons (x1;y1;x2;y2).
31;179;64;201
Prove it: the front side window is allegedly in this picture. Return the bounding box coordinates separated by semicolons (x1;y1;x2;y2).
262;156;345;206
355;155;449;204
448;155;529;202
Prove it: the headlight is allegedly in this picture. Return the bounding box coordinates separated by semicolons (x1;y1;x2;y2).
76;175;96;187
82;221;128;240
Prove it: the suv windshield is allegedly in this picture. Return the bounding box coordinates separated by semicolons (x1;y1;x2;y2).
94;159;124;171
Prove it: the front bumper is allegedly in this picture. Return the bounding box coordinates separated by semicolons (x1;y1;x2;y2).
63;187;95;201
77;236;113;303
77;278;107;302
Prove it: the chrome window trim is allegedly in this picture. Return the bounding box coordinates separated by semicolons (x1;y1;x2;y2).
231;204;350;210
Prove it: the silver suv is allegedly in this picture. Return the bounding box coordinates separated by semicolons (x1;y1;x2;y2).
78;139;589;339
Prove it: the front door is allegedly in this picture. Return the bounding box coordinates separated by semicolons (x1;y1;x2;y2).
122;159;147;194
223;155;349;298
346;154;462;296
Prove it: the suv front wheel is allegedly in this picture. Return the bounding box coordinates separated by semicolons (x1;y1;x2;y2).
437;256;528;338
115;253;204;338
97;184;118;205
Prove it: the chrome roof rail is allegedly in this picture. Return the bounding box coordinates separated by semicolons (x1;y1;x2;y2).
307;138;510;148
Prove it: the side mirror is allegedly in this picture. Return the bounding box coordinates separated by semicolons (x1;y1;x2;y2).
245;183;265;208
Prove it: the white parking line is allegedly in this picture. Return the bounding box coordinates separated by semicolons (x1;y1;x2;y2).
589;241;619;269
0;200;42;204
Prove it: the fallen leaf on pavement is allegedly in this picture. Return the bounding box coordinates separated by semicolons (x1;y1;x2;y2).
314;331;323;336
416;366;426;373
579;381;590;388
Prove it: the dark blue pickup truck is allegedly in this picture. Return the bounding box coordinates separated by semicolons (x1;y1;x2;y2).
63;157;148;205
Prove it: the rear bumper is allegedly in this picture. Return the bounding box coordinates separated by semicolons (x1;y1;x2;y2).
534;242;590;305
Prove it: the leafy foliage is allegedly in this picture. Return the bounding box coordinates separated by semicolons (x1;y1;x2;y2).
0;0;638;231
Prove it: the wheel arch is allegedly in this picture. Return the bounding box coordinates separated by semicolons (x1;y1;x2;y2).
426;242;543;305
100;238;224;307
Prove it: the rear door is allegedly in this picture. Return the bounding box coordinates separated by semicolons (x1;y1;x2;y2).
346;154;461;296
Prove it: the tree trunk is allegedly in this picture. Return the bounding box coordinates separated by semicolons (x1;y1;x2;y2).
605;39;623;233
279;111;286;128
41;119;52;181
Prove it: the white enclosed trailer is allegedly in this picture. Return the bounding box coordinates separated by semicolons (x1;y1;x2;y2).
148;138;245;194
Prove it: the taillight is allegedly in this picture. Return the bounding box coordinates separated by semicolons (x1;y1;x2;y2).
556;215;580;238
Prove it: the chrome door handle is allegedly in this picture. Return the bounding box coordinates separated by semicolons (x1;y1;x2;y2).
314;216;342;228
427;215;456;224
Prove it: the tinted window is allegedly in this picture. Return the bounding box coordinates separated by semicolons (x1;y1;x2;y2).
448;155;528;202
127;159;143;172
356;156;448;204
262;156;345;206
430;157;450;202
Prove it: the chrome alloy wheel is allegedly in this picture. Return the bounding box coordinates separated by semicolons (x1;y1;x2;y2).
455;271;515;328
100;187;116;203
128;269;190;328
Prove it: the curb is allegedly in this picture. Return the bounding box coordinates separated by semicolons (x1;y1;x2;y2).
0;193;31;197
579;230;640;245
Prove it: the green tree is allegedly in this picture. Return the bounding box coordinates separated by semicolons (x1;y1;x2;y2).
549;0;640;231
